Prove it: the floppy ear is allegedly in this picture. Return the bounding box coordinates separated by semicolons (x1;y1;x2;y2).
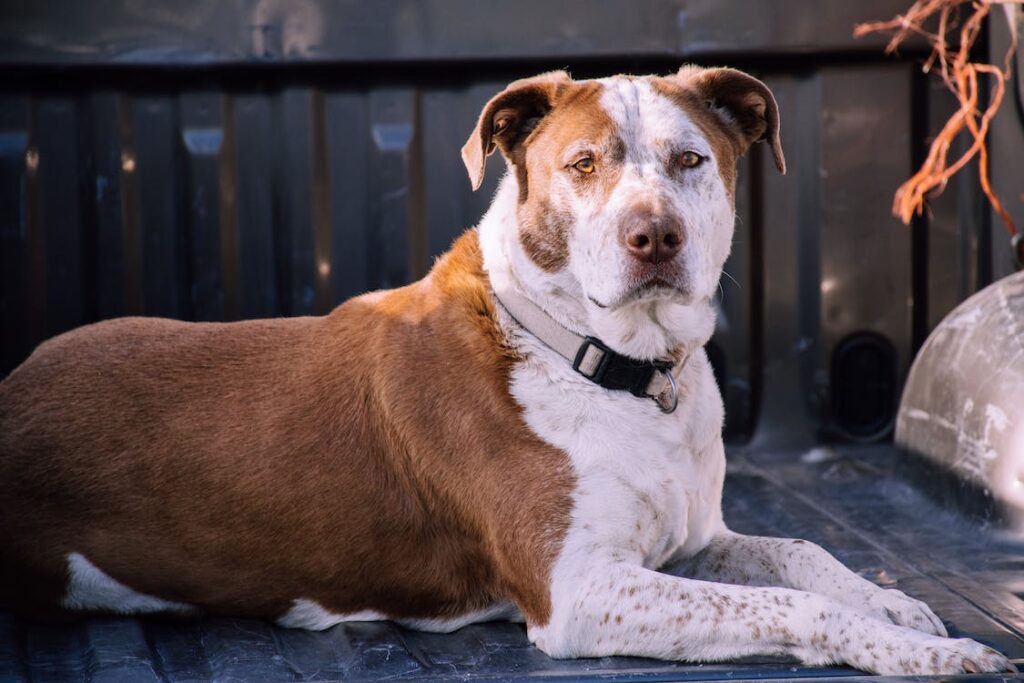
461;71;572;190
678;66;786;174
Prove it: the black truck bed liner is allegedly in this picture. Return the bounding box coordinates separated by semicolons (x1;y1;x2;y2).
3;447;1021;683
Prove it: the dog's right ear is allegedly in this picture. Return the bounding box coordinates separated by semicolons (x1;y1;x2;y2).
462;71;571;191
676;66;786;175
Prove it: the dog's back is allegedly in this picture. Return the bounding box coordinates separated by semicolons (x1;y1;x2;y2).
0;233;572;627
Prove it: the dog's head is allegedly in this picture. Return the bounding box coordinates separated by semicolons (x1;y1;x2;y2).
464;67;785;356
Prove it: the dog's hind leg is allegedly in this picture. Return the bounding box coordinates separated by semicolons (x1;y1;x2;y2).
528;563;1013;675
667;531;945;636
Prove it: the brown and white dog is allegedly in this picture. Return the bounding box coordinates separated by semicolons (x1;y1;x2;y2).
0;67;1013;675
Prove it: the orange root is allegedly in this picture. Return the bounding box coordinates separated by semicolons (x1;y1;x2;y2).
854;0;1020;239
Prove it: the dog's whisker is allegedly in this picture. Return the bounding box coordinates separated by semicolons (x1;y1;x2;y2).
721;271;741;290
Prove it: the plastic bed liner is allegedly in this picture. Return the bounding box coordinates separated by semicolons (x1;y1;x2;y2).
1;446;1022;683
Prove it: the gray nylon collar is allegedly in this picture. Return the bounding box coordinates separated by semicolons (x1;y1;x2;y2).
492;284;684;413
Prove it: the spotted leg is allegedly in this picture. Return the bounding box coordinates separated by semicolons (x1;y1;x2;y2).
529;563;1014;675
669;531;947;636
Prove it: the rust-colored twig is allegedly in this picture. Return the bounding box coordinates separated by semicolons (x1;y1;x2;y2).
854;0;1020;243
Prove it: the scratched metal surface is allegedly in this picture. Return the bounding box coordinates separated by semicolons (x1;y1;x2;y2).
896;272;1024;530
1;445;1022;683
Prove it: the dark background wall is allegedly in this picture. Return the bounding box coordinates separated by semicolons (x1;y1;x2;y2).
1;0;1021;446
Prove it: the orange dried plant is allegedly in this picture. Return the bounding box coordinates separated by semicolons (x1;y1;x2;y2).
854;0;1020;248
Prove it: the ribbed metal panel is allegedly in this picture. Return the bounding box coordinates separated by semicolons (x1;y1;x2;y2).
2;0;1017;445
0;84;502;336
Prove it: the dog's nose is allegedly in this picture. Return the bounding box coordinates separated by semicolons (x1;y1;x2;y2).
622;211;684;264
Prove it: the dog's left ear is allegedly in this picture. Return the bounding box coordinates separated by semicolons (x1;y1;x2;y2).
678;66;786;175
462;70;572;190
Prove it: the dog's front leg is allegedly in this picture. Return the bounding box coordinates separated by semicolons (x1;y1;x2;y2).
529;564;1012;674
672;531;946;636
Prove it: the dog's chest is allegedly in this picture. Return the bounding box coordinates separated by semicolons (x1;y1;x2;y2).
509;342;726;567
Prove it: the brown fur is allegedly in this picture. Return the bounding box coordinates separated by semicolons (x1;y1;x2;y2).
0;232;574;626
515;81;623;272
464;78;622;273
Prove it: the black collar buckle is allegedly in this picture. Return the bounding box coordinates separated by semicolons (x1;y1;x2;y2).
572;335;673;400
572;336;613;382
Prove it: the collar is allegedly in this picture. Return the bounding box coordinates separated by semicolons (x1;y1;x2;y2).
492;284;684;413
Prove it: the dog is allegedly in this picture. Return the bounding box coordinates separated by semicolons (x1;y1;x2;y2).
0;66;1013;675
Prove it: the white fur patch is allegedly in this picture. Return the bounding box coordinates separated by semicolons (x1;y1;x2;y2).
62;552;195;614
476;79;731;607
276;599;387;630
507;330;728;650
276;599;521;632
396;603;523;633
478;156;730;655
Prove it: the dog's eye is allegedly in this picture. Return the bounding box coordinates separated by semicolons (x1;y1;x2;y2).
679;151;704;168
573;158;596;174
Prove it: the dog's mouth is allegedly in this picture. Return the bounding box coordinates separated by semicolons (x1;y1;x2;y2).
588;276;688;310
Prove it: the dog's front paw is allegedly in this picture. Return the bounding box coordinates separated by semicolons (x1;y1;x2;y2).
866;588;946;636
873;636;1016;675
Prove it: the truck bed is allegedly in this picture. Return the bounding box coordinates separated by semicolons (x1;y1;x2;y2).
3;446;1021;683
